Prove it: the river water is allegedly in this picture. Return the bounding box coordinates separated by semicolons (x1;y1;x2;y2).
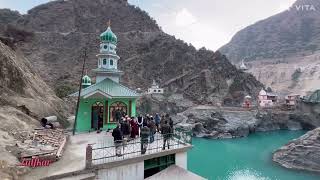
188;130;320;180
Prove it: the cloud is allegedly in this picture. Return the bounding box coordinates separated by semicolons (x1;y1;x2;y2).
175;8;197;27
177;21;229;50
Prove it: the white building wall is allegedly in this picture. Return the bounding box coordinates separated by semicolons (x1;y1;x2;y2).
147;88;164;94
97;161;144;180
259;100;273;107
175;151;187;169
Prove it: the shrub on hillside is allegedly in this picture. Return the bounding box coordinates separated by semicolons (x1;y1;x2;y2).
55;85;76;98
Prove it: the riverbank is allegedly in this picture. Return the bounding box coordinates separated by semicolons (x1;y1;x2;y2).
174;105;319;139
188;130;320;180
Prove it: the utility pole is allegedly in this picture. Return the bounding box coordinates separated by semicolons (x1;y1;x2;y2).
73;48;88;135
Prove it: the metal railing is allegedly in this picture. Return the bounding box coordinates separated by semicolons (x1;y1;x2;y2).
85;129;192;167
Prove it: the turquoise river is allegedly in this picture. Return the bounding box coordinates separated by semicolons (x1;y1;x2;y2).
187;130;320;180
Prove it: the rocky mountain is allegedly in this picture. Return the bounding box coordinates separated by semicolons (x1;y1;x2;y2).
220;0;320;62
0;9;20;28
0;0;263;106
0;39;68;178
220;0;320;95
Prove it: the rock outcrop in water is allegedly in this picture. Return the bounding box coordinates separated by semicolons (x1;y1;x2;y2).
273;127;320;173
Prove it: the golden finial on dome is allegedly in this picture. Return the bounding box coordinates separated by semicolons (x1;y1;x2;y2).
107;20;111;27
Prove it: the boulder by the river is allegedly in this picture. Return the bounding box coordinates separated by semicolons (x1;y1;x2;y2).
176;106;259;139
273;127;320;173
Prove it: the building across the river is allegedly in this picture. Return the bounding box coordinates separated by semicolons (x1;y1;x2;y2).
258;89;278;107
285;94;300;106
70;23;139;132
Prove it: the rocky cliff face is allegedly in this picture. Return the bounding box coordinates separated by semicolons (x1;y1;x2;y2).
0;41;68;123
0;9;20;28
273;127;320;173
174;106;319;139
0;41;68;179
220;0;320;62
219;0;320;95
0;0;263;105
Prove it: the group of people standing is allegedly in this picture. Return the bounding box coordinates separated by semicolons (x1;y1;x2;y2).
112;113;174;156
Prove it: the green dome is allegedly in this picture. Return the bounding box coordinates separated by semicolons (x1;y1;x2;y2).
100;27;117;44
82;75;91;86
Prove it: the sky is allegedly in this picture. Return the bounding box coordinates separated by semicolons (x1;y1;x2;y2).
0;0;296;51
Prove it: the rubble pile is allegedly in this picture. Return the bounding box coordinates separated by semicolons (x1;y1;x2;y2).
18;128;68;163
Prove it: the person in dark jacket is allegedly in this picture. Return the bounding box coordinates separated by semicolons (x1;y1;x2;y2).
120;108;126;118
112;124;123;156
160;114;166;132
40;118;54;129
169;117;174;133
143;114;150;127
121;119;131;141
97;112;103;133
147;119;156;143
154;113;161;132
140;126;150;154
161;121;172;150
114;108;122;123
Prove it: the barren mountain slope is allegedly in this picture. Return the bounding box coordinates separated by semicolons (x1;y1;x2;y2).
220;0;320;94
247;52;320;95
0;41;68;179
220;0;320;62
1;0;263;105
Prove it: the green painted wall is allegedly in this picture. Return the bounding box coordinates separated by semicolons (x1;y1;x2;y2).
131;100;137;117
75;97;137;132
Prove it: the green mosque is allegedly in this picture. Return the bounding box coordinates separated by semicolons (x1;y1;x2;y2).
71;24;139;132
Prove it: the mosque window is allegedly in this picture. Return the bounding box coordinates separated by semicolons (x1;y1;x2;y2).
104;45;108;49
110;59;114;66
103;59;107;65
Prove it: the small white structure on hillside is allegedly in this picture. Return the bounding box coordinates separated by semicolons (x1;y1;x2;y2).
258;89;278;107
148;80;164;94
239;59;248;71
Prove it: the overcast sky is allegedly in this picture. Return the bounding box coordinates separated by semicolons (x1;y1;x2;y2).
0;0;296;50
